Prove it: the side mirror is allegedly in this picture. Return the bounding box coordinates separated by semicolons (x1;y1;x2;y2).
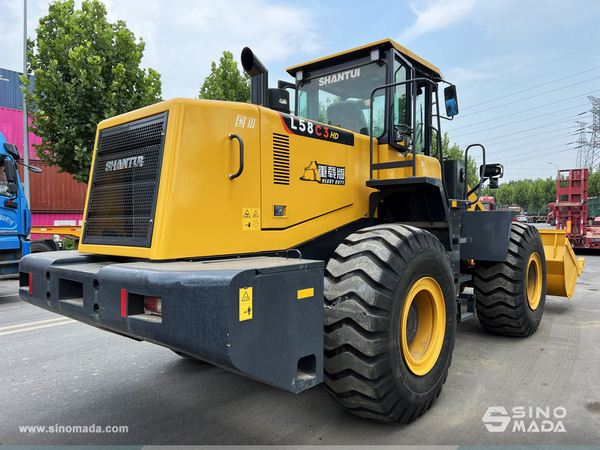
4;159;17;183
268;88;290;114
480;163;504;179
480;163;503;189
3;142;21;161
444;85;459;117
277;80;295;114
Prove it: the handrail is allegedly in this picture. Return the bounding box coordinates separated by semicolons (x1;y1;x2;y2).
228;134;244;180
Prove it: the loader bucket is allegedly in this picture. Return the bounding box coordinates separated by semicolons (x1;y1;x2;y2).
538;229;585;298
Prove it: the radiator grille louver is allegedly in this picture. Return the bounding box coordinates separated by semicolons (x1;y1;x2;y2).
82;112;168;247
273;133;290;185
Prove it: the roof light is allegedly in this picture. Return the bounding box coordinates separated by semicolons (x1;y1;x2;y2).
370;49;380;61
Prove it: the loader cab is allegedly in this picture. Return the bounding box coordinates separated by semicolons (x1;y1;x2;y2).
287;39;444;157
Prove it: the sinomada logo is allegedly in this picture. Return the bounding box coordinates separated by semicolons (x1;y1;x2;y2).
482;406;567;432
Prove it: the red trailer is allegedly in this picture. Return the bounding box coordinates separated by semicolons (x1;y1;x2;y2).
480;195;495;210
554;169;600;249
546;203;555;225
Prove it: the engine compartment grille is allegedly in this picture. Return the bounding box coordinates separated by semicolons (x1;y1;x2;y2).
82;112;168;247
273;133;290;185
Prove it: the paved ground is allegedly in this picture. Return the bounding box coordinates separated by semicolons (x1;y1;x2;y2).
1;241;599;445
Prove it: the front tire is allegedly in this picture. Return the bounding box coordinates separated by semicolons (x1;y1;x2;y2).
323;224;456;423
473;223;546;337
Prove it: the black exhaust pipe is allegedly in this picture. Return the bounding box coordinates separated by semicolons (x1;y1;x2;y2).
241;47;268;107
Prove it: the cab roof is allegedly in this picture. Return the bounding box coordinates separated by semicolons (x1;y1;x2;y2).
286;38;443;80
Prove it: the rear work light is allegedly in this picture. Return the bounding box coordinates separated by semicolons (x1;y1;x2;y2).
143;296;162;316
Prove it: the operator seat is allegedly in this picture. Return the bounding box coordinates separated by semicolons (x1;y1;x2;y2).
327;101;368;135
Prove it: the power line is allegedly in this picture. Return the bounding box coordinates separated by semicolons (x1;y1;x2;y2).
454;78;600;124
461;56;600;102
460;43;600;93
449;102;590;139
465;66;600;111
449;95;593;134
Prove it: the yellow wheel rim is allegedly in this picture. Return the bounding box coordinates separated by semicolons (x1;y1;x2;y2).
526;252;543;310
400;277;446;376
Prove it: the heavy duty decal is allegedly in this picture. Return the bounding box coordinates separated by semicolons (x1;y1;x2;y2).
278;113;354;146
300;161;346;185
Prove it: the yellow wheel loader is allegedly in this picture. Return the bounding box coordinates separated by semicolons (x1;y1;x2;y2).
19;39;584;423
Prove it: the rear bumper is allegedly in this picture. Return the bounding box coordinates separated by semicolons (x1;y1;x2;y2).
19;251;324;393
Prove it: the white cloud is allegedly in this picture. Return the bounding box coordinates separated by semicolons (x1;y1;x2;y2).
101;0;322;98
398;0;476;44
2;0;321;99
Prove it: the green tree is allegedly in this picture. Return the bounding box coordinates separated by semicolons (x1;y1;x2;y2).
589;169;600;198
544;176;557;206
510;180;529;211
22;0;161;183
529;178;546;213
495;182;514;206
440;133;479;187
198;51;250;102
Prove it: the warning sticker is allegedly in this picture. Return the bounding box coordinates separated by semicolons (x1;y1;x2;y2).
239;287;253;321
242;207;260;231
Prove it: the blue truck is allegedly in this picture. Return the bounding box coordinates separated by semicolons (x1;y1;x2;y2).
0;131;57;277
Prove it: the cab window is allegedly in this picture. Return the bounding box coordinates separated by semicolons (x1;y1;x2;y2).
297;61;386;136
414;82;427;154
392;57;432;156
0;160;11;198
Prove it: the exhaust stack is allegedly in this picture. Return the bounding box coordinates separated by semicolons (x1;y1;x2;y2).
241;47;268;107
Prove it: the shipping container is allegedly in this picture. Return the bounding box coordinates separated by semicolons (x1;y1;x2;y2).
1;106;87;217
30;212;84;241
0;106;40;161
588;197;600;221
0;68;34;111
31;213;84;227
17;161;88;213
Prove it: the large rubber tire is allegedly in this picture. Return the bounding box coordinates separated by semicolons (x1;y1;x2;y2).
550;218;556;226
323;224;456;423
30;240;59;253
473;223;546;337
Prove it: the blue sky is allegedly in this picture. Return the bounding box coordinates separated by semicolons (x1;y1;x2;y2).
2;0;600;181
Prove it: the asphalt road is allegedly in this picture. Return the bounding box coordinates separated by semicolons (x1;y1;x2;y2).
1;241;599;445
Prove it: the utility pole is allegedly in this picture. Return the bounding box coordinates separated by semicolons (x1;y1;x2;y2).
23;0;30;205
588;96;600;172
575;121;588;169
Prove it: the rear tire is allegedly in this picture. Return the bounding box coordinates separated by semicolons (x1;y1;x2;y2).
30;240;58;253
473;223;546;337
323;224;456;423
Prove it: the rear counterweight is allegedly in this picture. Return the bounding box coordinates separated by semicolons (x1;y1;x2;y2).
19;252;324;393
